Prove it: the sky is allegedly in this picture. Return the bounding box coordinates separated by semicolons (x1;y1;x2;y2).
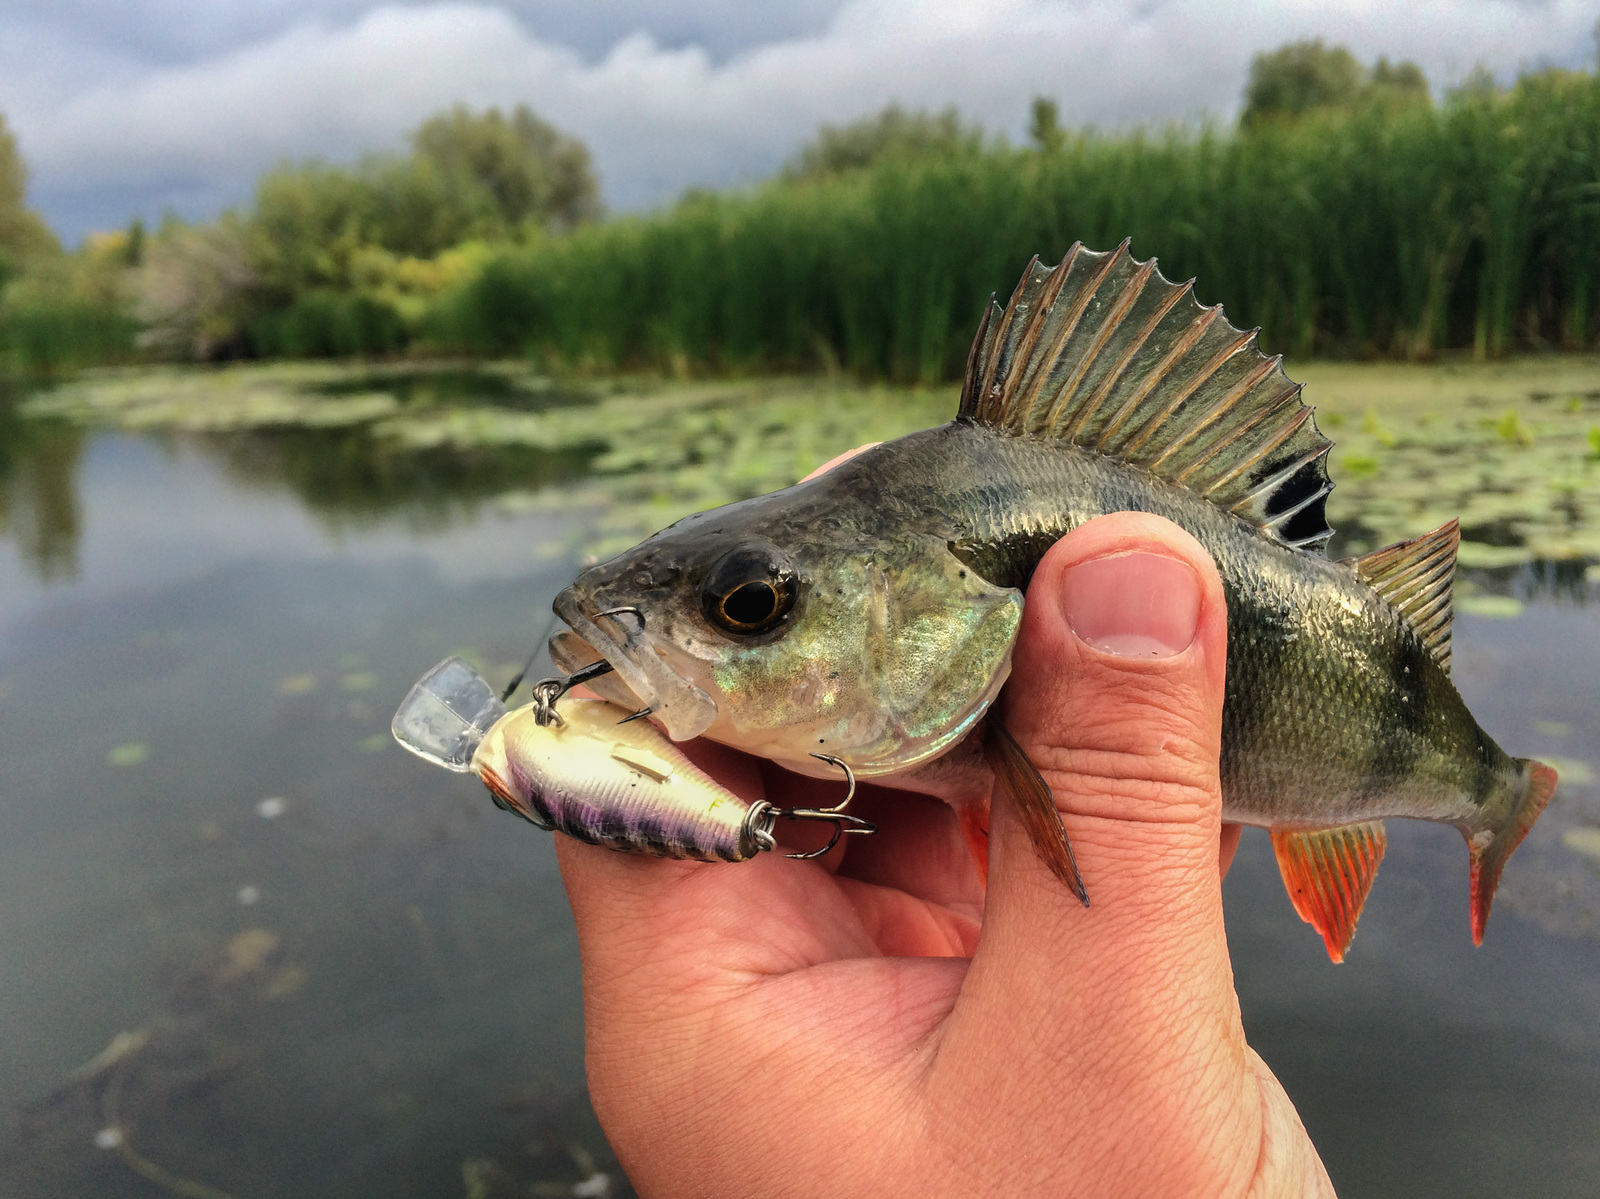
2;0;1597;243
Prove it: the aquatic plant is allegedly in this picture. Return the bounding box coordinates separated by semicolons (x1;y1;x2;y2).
22;357;1600;570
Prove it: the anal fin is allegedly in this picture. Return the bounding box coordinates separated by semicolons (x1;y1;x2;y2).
1270;821;1388;963
985;720;1089;906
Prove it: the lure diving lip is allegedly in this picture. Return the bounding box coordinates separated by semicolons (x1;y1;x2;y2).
391;657;874;862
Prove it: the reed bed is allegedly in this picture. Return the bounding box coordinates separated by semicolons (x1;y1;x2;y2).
436;69;1600;378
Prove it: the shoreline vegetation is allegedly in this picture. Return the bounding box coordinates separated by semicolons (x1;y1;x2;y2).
3;41;1600;380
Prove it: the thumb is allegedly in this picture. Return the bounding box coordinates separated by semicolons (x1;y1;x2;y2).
930;512;1255;1191
988;508;1231;964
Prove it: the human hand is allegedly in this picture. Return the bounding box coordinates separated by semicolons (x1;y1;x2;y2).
554;507;1335;1197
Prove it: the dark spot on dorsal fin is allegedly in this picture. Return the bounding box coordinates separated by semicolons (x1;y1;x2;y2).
958;244;1336;554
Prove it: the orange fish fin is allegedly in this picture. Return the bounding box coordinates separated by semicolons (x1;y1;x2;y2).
1468;759;1558;945
1270;820;1388;963
957;805;991;889
985;720;1088;906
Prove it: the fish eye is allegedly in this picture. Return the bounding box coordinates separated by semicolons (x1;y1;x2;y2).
701;545;798;636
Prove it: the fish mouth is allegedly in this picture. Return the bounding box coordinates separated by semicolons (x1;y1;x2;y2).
551;588;718;742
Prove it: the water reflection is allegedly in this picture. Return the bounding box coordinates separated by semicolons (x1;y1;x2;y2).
0;387;85;580
212;427;601;533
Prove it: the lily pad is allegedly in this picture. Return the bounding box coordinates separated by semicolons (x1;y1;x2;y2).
1562;827;1600;861
1457;595;1526;619
1545;758;1596;787
106;742;148;767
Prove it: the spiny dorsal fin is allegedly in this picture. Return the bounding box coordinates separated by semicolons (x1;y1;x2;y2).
1347;520;1459;674
959;243;1336;552
1271;821;1388;963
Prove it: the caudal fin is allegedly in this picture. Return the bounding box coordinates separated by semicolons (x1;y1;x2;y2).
1468;759;1558;945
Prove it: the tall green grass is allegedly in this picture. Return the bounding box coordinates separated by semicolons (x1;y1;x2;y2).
0;296;136;377
434;68;1600;376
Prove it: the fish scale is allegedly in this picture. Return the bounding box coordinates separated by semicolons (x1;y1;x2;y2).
551;243;1557;962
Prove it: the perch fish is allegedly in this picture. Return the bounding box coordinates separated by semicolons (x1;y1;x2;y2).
545;242;1558;962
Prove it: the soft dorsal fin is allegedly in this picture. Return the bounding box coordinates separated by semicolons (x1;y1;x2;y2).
1346;520;1459;674
959;243;1336;552
1271;821;1388;963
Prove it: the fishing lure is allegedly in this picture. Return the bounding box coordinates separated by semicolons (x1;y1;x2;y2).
391;656;873;861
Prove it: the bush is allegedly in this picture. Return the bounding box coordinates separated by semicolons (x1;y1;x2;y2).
248;290;408;358
429;251;546;355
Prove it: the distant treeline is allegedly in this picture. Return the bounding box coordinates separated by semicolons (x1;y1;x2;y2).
0;104;598;373
444;60;1600;377
4;41;1600;377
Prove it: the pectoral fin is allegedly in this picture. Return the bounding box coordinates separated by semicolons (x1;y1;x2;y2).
956;805;991;889
1270;821;1388;963
985;720;1089;906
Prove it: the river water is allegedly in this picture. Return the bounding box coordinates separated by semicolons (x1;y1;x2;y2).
1;384;1598;1197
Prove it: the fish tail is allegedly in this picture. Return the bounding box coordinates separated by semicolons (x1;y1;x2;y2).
1468;759;1558;945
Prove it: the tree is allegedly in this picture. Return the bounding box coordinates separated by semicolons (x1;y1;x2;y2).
245;104;600;300
361;153;501;257
247;162;374;297
411;105;600;231
0;113;60;288
1242;41;1430;128
1029;96;1064;153
785;105;983;179
1369;56;1430;105
130;218;257;360
1242;40;1364;126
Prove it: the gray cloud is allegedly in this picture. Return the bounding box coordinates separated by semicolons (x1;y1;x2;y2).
3;0;1594;241
0;0;847;70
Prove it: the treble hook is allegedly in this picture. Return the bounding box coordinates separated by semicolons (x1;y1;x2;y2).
772;753;877;860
